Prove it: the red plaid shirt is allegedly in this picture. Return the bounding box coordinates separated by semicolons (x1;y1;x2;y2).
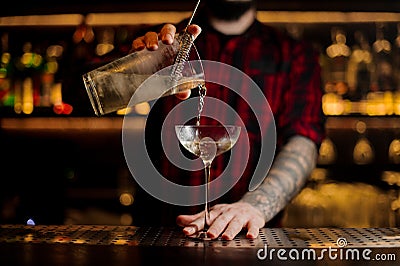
134;17;325;226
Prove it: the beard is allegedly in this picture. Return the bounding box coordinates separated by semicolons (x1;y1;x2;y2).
205;0;256;21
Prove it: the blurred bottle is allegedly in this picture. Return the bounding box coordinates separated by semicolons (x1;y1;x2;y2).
22;77;34;115
31;43;44;109
14;42;43;115
394;23;400;89
41;70;53;107
325;27;351;98
72;21;95;61
43;44;63;109
318;42;331;94
13;43;26;114
368;23;397;116
372;23;395;92
322;27;351;116
393;23;400;115
95;27;115;57
347;31;374;101
0;32;14;107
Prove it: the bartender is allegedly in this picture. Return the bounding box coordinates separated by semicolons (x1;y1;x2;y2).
131;0;325;240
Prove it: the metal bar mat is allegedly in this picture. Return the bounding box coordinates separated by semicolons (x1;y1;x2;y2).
1;225;400;248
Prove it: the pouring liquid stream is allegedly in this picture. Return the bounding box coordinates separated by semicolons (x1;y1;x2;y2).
196;84;207;126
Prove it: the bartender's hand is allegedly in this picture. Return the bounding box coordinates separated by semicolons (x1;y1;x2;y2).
131;24;202;100
176;202;265;240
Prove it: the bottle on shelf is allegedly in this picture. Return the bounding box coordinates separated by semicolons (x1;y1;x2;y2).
346;31;374;102
322;27;351;116
392;23;400;115
325;27;351;97
43;43;69;114
372;22;395;92
0;32;14;108
369;23;395;115
14;42;43;115
13;42;27;114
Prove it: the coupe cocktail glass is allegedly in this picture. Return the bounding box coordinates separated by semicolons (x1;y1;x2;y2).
175;125;241;240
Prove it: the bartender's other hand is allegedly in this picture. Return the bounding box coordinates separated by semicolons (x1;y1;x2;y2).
131;24;201;100
176;202;265;240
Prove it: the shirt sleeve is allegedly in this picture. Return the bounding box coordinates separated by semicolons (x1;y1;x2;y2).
278;39;326;147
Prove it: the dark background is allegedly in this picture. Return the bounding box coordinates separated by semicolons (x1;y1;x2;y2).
1;0;400;16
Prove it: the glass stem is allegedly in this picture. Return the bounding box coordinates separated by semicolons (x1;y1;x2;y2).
203;162;212;232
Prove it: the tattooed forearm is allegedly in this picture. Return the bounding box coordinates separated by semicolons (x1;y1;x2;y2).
239;135;318;223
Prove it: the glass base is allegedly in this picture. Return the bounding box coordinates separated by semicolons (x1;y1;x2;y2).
187;230;212;241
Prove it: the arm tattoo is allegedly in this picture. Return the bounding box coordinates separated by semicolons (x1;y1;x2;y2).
239;135;318;223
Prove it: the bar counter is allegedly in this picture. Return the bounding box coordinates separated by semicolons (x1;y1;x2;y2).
1;224;400;265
